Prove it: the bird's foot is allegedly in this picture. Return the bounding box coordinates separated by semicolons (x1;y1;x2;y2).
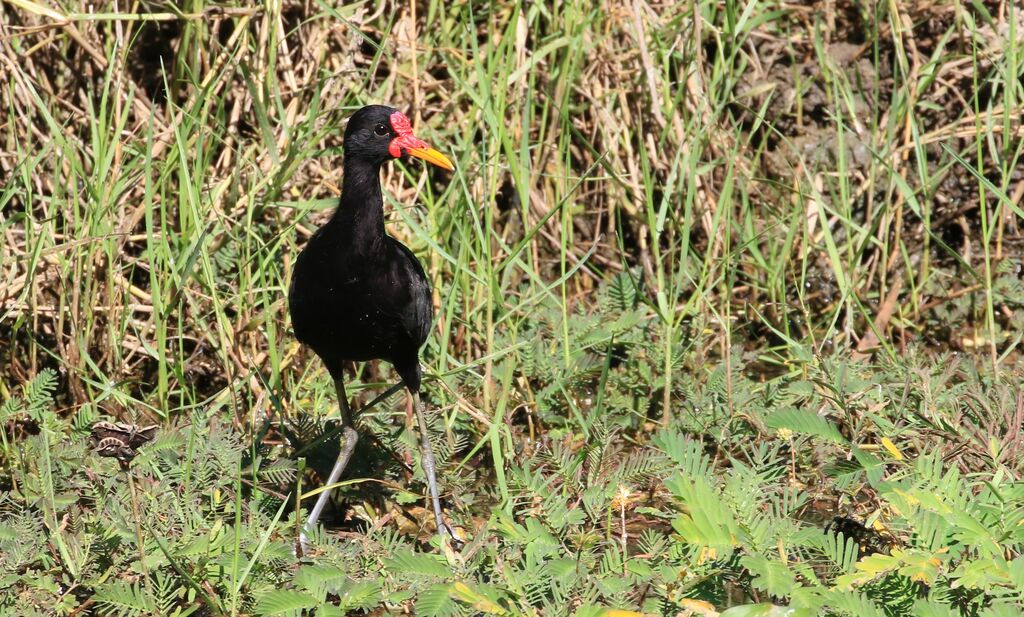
436;523;466;565
296;528;313;558
444;525;466;550
435;514;466;550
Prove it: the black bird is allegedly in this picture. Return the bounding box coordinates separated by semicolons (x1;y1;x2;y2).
289;105;455;550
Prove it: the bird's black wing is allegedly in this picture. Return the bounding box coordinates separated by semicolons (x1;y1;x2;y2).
385;236;433;349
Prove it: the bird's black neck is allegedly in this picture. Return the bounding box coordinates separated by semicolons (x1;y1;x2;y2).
331;157;385;254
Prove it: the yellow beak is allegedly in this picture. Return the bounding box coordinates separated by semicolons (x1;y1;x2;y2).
406;146;455;171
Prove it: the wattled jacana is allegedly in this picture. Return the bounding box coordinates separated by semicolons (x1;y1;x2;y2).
289;105;455;551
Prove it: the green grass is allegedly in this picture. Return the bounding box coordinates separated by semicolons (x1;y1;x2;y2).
2;0;1024;615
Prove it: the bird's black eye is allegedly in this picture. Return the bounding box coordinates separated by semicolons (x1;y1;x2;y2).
374;123;389;136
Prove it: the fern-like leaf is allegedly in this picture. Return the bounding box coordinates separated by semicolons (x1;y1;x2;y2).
253;589;318;616
93;581;157;617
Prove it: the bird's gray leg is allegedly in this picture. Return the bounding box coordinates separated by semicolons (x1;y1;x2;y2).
301;376;358;554
412;391;458;543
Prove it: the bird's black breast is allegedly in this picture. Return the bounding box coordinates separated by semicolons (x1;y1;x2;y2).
289;228;432;374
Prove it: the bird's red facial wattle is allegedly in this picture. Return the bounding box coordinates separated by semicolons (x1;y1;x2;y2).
387;111;455;171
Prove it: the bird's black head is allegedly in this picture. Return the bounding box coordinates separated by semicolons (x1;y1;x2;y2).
343;105;454;170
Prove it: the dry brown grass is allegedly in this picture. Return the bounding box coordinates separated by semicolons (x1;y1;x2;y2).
1;0;1022;409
